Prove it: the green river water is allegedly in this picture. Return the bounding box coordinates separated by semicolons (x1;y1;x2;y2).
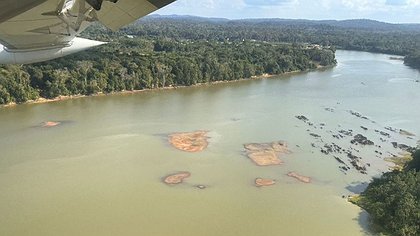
0;50;419;235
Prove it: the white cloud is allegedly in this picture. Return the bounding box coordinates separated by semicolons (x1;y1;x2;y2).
341;0;387;11
156;0;420;23
407;0;420;6
243;0;298;6
340;0;420;11
320;0;333;9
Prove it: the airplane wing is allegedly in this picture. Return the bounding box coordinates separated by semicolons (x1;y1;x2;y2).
94;0;174;31
0;0;176;64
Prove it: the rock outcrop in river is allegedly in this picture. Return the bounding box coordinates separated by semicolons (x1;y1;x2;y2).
351;134;374;146
296;108;420;176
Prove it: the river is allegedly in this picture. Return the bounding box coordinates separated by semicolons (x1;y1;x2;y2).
0;50;419;236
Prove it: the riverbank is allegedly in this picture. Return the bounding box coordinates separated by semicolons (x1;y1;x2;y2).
0;67;328;109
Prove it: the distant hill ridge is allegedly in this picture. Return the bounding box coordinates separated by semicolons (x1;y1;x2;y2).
144;14;420;32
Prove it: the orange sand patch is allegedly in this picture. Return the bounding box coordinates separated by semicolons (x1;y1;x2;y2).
163;172;191;184
169;131;209;152
244;141;291;166
287;172;311;183
42;121;61;127
255;178;276;187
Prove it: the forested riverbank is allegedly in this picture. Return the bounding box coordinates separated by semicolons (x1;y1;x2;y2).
0;38;335;105
353;150;420;236
3;15;420;105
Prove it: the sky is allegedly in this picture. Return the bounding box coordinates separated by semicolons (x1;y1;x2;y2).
156;0;420;23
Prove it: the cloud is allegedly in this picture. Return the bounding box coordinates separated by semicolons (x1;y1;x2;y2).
386;0;406;5
341;0;387;11
243;0;297;6
340;0;420;10
407;0;420;6
386;0;420;6
156;0;420;23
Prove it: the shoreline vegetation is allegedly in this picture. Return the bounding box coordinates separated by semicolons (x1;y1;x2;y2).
349;149;420;236
3;15;420;107
348;149;420;236
0;36;336;106
2;17;348;107
0;66;330;108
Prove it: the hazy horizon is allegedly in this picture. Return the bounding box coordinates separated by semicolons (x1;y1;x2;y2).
155;0;420;24
151;14;420;25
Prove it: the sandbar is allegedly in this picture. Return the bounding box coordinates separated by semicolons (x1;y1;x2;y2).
244;141;291;166
168;131;209;152
163;172;191;184
287;172;311;183
42;121;61;127
255;178;276;187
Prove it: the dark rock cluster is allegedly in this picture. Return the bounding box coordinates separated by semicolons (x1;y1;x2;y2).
351;134;374;146
347;153;367;174
295;111;418;175
391;142;416;153
348;110;369;120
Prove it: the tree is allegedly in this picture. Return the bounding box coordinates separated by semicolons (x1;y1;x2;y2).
407;149;420;171
0;20;341;104
358;150;420;236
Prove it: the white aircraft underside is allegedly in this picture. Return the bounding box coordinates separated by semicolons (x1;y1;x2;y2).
0;0;176;64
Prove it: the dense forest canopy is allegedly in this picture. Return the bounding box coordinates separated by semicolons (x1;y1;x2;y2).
113;16;420;56
2;15;420;105
0;36;335;105
358;150;420;236
83;15;420;67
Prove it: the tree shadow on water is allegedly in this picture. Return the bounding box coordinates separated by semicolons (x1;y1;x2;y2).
355;210;384;236
346;181;369;194
347;182;382;236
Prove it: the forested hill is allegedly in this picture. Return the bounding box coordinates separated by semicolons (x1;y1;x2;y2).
148;15;420;32
101;15;420;64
